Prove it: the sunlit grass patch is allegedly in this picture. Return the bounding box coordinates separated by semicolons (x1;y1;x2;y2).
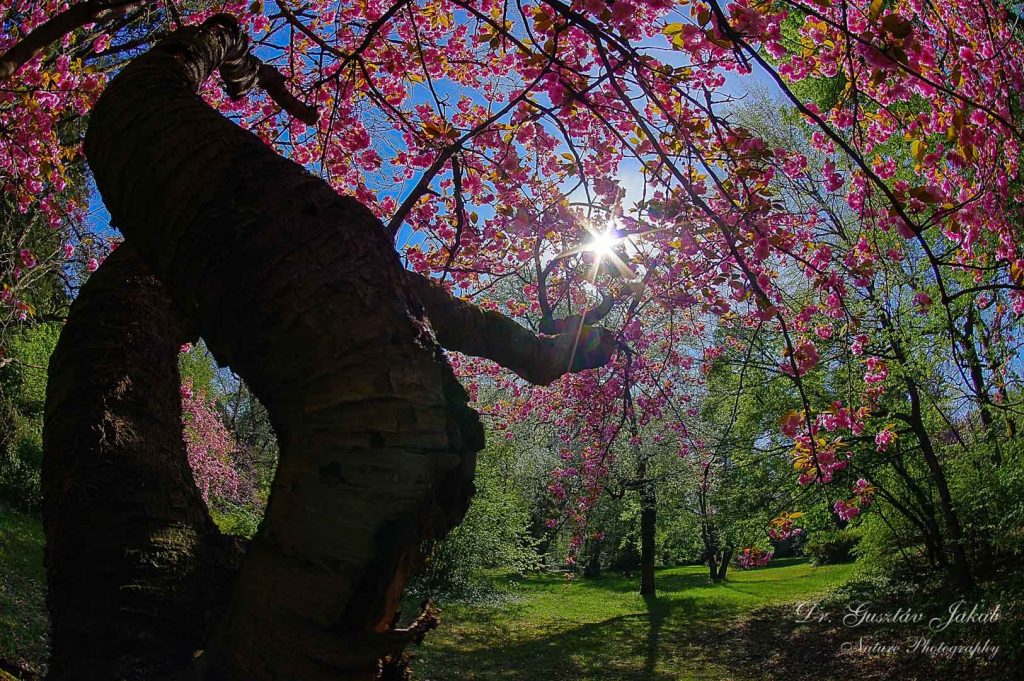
413;559;855;681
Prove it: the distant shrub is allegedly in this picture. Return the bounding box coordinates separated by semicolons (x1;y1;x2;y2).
210;503;262;538
804;529;859;565
0;323;60;511
410;440;540;601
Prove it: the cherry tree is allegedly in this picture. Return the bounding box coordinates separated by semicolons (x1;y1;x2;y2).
1;0;1022;677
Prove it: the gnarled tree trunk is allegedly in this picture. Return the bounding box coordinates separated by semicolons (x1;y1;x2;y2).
43;245;240;680
60;14;614;680
84;17;482;680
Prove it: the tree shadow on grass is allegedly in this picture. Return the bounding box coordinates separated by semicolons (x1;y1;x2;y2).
0;507;47;678
572;570;716;595
414;559;1016;681
643;593;667;677
414;590;745;680
650;571;723;594
414;597;962;681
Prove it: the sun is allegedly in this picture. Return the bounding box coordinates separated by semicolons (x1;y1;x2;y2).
581;222;635;280
586;228;622;260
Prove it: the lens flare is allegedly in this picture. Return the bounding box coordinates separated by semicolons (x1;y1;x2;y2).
586;229;622;260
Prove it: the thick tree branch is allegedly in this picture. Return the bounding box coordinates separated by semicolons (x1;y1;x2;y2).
405;271;616;386
255;63;318;125
0;0;143;81
539;291;614;334
164;16;318;124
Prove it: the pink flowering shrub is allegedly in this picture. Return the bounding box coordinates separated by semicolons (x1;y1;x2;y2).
180;380;253;506
736;547;774;569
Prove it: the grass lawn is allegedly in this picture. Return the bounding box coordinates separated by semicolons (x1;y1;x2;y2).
0;506;47;678
412;559;855;681
1;503;856;680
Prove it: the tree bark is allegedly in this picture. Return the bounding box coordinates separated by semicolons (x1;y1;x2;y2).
639;501;656;595
582;540;602;579
869;287;973;591
42;245;239;680
697;484;719;584
84;16;484;680
886;453;947;568
404;272;616;386
961;308;997;452
638;472;656;596
907;388;974;591
68;15;615;678
716;547;732;581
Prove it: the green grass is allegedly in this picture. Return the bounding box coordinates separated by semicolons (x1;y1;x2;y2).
412;558;856;681
0;503;856;680
0;505;47;677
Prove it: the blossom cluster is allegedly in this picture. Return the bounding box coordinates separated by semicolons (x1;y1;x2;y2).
3;0;1022;542
736;546;774;569
833;478;876;522
767;511;805;542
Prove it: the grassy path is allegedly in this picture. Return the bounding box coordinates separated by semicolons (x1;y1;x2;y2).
413;559;855;681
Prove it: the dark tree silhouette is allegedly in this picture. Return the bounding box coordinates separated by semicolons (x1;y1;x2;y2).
44;245;242;679
43;15;614;680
